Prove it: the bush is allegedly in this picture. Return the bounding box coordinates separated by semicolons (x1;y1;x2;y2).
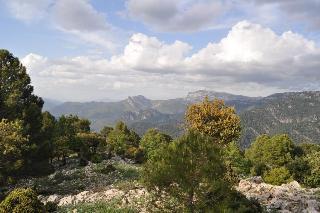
140;128;172;160
263;167;293;185
304;151;320;187
91;154;104;163
0;188;44;213
215;190;263;213
44;201;57;212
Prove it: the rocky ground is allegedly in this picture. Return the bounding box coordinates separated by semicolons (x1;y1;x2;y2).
237;176;320;212
13;159;320;212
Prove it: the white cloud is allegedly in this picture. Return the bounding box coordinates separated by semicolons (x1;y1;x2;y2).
51;0;119;51
22;21;320;101
126;0;226;32
3;0;52;22
52;0;108;32
250;0;320;30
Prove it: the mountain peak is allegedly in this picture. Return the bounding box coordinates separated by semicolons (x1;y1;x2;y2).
126;95;152;110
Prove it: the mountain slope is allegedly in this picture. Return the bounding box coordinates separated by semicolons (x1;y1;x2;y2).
48;90;320;148
240;91;320;148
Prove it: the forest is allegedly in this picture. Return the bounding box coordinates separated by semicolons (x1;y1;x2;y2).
1;49;320;212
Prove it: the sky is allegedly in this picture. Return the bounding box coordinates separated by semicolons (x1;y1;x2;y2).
1;0;320;101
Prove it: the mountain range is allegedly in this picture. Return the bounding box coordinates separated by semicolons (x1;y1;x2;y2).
48;90;320;148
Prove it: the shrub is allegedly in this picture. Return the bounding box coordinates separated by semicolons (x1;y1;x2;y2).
91;154;104;164
245;134;295;176
304;151;320;187
44;201;57;212
263;167;293;185
140;128;172;159
0;188;44;213
223;142;251;182
215;190;263;213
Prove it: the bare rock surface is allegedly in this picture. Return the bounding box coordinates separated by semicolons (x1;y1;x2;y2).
237;177;320;212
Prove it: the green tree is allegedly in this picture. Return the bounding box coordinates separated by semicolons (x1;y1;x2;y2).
223;141;251;183
76;132;104;163
38;112;56;163
185;98;241;146
107;121;141;160
245;134;295;176
53;115;91;165
304;151;320;187
0;188;43;213
140;128;172;159
0;120;29;184
0;49;46;165
142;130;261;212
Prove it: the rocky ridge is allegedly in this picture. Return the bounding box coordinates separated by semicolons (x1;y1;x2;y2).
237;176;320;212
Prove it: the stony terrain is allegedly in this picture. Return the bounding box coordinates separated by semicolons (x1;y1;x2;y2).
237;176;320;212
12;159;320;212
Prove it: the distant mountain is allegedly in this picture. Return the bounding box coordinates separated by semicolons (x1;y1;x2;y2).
49;91;260;131
239;91;320;148
48;90;320;148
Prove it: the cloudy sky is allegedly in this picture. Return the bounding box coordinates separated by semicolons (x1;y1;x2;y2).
1;0;320;101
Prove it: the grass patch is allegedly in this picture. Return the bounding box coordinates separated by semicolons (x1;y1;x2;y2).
113;163;141;181
57;201;138;213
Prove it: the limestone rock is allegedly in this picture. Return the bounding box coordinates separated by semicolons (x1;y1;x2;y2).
237;177;320;212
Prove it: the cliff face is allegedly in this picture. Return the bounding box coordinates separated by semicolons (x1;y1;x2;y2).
237;176;320;212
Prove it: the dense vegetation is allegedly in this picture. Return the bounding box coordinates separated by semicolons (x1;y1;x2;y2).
1;49;320;212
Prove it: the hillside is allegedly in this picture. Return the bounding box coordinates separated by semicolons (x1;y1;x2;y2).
240;91;320;147
49;90;320;147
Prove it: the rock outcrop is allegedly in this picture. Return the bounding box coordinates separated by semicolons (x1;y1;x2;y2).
39;186;148;207
237;177;320;212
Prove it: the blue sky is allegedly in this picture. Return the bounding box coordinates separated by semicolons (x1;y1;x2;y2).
1;0;320;101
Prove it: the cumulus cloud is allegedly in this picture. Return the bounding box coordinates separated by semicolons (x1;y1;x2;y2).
22;21;320;101
3;0;52;22
126;0;226;32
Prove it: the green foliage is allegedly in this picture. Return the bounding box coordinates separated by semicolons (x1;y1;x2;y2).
0;188;43;213
100;126;113;138
53;115;92;165
298;143;320;156
185;98;241;146
304;151;320;187
245;134;295;176
58;200;137;213
44;201;57;212
213;190;263;213
223;142;251;183
287;157;310;184
38;111;56;163
0;49;52;178
143;130;261;212
107;121;141;161
143;130;224;211
0;119;29;184
140;128;172;159
263;167;293;185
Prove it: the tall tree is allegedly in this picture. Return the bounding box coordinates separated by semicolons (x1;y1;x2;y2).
0;50;46;164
